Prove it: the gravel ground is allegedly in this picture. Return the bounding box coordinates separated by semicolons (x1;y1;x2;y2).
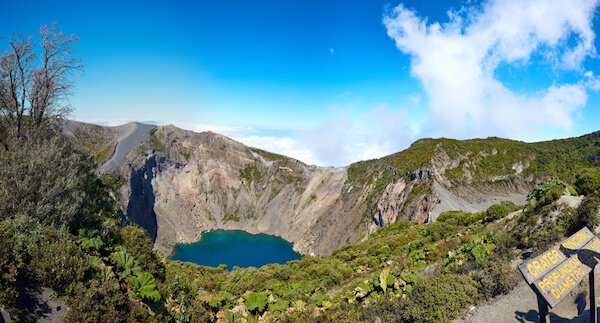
98;122;155;173
430;181;528;222
456;278;597;323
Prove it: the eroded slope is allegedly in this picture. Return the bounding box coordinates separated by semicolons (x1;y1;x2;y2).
65;121;600;257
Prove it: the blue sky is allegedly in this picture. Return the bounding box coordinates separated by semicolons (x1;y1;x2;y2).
1;0;599;166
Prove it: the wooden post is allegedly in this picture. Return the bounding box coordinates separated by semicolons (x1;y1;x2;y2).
537;292;550;323
591;267;597;323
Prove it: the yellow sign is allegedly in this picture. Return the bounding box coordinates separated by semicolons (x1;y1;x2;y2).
561;228;595;250
525;249;564;280
532;237;600;307
519;227;594;284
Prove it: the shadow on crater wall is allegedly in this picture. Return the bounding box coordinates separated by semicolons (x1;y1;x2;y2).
126;152;169;242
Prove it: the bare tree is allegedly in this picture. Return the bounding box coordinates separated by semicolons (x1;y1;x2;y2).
0;24;82;139
30;24;82;127
0;33;34;138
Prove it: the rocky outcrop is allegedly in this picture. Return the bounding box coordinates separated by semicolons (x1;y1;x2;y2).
63;122;600;257
113;127;368;256
124;151;176;242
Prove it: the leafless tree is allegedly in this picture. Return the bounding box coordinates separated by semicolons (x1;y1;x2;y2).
0;24;82;139
0;33;34;138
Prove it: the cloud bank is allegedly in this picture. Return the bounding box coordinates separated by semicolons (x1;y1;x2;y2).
181;106;413;167
254;0;600;167
383;0;599;139
83;1;600;167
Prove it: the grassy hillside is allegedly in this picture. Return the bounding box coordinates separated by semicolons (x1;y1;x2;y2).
2;124;599;322
346;131;600;216
160;178;598;322
70;124;116;166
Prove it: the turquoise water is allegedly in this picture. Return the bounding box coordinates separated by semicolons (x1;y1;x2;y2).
169;230;301;269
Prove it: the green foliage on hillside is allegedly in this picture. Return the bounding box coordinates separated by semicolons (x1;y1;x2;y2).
0;127;112;231
240;163;262;182
1;115;598;322
251;147;287;162
149;129;166;152
576;167;600;196
437;201;521;227
0;126;171;321
155;193;570;322
346;132;600;216
223;214;241;222
402;274;480;322
525;178;577;211
72;125;114;165
0;131;594;322
484;201;521;222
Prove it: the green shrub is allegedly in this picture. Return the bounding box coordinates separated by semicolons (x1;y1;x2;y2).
78;229;105;253
403;274;480;322
527;179;576;210
559;207;577;234
170;297;211;323
572;196;600;231
128;272;161;302
65;280;129;322
575;168;600;196
437;211;478;226
0;132;107;231
30;231;91;295
245;292;268;315
111;247;143;279
0;215;45;264
0;222;19;315
472;259;520;300
116;225;165;279
240;163;262;182
484;201;520;222
426;221;457;241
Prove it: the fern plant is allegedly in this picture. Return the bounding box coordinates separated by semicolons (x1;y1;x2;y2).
128;272;161;302
78;229;104;252
245;292;268;315
111;247;142;279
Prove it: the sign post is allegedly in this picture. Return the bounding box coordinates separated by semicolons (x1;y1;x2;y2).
536;290;550;323
591;267;597;323
519;227;599;322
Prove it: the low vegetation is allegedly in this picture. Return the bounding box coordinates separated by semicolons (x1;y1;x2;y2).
346;132;600;217
149;129;167;152
240;163;262;183
1;27;599;319
72;125;115;165
223;214;241;222
0;115;598;322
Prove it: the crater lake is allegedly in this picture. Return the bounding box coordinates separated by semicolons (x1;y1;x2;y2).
169;230;301;269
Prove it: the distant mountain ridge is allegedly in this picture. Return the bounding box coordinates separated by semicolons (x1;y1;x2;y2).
63;120;600;256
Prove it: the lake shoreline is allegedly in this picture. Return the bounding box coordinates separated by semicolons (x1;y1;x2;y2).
169;230;302;270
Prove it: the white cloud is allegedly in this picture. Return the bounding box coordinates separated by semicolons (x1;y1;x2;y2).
294;106;412;166
409;94;422;106
81;1;600;168
175;106;413;167
384;0;599;139
585;71;600;90
191;123;255;139
183;124;321;163
77;118;141;127
237;135;319;165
